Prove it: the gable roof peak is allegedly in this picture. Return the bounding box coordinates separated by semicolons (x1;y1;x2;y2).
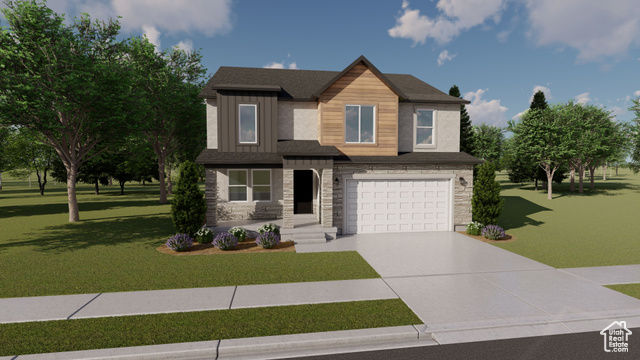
311;55;408;99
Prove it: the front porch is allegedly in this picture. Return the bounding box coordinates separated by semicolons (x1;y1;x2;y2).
210;214;338;244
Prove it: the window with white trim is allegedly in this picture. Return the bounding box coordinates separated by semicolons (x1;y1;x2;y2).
228;170;247;201
252;169;271;201
239;104;257;144
345;105;375;143
415;109;435;146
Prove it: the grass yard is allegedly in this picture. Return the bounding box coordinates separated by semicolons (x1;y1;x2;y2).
0;299;421;356
495;168;640;268
0;176;378;298
606;284;640;300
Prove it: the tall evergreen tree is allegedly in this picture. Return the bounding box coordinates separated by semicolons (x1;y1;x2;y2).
472;161;503;225
530;90;548;110
171;161;206;237
449;85;474;154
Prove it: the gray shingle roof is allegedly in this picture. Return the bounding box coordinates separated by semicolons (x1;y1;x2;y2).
335;152;481;165
200;57;469;104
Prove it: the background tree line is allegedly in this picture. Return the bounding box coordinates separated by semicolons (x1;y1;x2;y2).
450;86;637;200
0;0;207;222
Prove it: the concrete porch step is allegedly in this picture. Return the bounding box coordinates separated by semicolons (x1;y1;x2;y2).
281;227;338;244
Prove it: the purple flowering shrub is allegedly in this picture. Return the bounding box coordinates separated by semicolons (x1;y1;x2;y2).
166;233;193;252
213;232;238;250
481;225;505;240
255;231;280;249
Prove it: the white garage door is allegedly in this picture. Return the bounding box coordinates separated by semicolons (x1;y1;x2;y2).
345;179;450;234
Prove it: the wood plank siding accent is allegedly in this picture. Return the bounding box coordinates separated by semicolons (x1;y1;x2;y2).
217;90;278;153
318;63;399;156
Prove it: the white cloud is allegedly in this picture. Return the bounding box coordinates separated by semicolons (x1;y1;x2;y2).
263;61;298;70
110;0;232;36
635;90;640;97
437;50;457;66
464;88;509;126
264;62;285;69
575;92;591;104
610;106;626;119
175;39;194;52
29;0;233;50
512;109;528;120
525;0;640;61
388;0;507;45
529;85;552;103
142;25;161;50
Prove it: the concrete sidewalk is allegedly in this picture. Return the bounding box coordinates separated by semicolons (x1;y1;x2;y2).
4;232;640;359
0;278;397;324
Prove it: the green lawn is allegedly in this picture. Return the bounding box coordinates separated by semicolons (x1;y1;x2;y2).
0;299;421;356
0;176;378;298
495;168;640;268
606;284;640;300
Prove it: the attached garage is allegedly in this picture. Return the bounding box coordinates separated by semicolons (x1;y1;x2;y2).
344;176;453;234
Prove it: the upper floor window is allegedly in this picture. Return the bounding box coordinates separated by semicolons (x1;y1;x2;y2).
345;105;375;144
239;104;257;144
415;109;435;146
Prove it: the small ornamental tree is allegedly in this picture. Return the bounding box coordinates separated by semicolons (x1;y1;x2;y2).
170;161;206;237
472;161;503;225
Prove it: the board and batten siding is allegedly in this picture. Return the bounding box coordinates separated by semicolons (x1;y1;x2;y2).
318;63;399;156
217;90;278;153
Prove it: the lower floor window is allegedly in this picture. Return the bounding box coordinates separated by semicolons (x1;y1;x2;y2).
252;169;271;201
228;170;247;201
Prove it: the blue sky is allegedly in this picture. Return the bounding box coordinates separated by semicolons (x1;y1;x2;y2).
6;0;640;127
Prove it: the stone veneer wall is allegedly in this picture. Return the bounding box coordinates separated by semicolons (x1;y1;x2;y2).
332;163;473;235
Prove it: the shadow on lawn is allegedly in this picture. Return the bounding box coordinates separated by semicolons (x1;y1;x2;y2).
500;196;551;230
553;181;640;197
0;215;174;253
0;199;167;219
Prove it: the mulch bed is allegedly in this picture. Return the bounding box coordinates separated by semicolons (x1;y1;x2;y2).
456;231;515;243
157;239;296;255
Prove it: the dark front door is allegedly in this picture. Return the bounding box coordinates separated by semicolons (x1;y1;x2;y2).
294;170;313;214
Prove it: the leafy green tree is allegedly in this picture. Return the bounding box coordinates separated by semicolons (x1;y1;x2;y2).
0;1;132;221
472;124;504;163
127;36;207;204
0;125;11;191
509;106;573;199
504;91;550;189
472;161;503;225
449;85;474;154
171;161;206;237
628;99;640;174
5;127;56;195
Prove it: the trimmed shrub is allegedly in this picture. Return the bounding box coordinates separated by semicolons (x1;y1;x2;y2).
228;226;247;242
258;223;280;236
213;233;238;250
466;221;483;236
171;161;207;238
482;225;505;240
472;161;503;226
195;227;213;244
255;231;281;249
166;233;193;252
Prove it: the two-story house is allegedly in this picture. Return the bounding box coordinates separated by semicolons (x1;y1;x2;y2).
196;56;479;237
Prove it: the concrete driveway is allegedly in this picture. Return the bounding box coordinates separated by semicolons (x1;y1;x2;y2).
297;232;640;343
